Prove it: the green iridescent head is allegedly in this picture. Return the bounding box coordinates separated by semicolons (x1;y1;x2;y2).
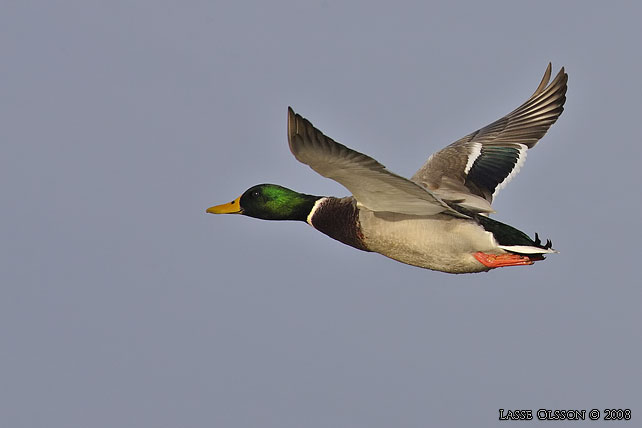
206;184;320;221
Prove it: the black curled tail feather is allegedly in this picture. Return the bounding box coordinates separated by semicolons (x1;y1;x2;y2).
533;232;553;250
474;214;554;250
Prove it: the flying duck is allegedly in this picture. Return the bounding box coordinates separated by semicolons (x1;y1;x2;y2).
207;64;567;274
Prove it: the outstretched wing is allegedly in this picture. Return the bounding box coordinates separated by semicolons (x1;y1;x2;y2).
411;63;567;212
287;108;464;217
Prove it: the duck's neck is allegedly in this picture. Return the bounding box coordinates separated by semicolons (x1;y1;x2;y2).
273;192;322;222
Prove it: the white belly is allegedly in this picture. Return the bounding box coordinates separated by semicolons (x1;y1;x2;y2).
358;210;501;273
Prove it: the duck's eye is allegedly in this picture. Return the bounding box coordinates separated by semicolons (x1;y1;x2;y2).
251;190;260;198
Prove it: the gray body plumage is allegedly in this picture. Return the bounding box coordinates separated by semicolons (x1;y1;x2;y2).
309;197;498;273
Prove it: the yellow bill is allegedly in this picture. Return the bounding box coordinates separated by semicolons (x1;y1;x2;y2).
206;196;242;214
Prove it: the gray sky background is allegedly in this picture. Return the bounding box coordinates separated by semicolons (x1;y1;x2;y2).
2;1;641;427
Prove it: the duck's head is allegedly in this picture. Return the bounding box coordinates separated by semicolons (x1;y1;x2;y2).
206;184;320;221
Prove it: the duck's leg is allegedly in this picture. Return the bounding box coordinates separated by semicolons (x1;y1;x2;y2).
473;252;536;268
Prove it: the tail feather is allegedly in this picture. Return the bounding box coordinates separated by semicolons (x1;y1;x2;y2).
533;232;554;250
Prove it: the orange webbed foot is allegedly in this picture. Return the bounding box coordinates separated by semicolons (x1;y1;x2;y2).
473;252;536;268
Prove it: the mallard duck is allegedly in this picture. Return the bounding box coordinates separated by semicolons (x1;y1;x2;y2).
207;64;567;274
